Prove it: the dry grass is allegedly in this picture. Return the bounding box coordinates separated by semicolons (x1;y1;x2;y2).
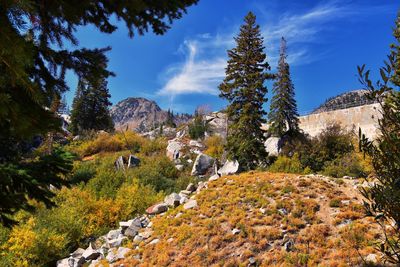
120;172;381;266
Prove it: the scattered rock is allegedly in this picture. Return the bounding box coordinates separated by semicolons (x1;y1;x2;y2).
139;230;153;239
283;239;294;252
146;203;168;215
164;193;181;207
114;156;126;171
82;243;100;261
166;140;183;160
183;199;198;210
175;164;184;171
186;183;196;192
248;257;256;266
134;235;144;242
149;239;160;245
117;247;132;260
107;236;127;248
179;196;188;204
232;228;241;235
209;174;220;181
217;160;239;176
278;208;288;216
264;137;281;156
107;229;121;240
365;253;378;263
259;208;266;214
189;140;204;148
191;153;215;176
70;248;85;258
127;154;140;168
180;190;192;196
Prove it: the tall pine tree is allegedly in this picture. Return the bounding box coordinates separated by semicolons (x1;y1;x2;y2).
268;37;299;137
70;75;114;135
219;12;273;171
0;0;197;225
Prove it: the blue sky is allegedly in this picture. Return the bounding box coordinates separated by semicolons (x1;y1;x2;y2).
65;0;399;115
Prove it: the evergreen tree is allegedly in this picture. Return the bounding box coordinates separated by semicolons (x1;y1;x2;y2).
219;12;273;170
70;74;114;135
268;37;299;137
165;109;176;128
0;0;197;225
358;11;400;264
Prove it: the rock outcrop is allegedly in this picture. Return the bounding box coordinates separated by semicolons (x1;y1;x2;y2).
111;97;191;132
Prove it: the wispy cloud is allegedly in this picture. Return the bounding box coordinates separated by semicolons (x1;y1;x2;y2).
157;0;393;97
157;38;228;96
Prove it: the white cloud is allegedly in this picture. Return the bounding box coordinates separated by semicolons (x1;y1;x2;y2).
158;39;227;96
158;1;391;97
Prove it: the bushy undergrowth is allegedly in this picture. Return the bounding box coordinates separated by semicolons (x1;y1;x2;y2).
269;123;371;177
204;135;225;160
0;131;190;266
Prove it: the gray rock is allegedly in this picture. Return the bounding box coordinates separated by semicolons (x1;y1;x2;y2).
217;160;239;176
56;258;69;267
284;239;294;252
278;208;288;216
82;244;100;261
139;230;153;239
120;218;142;231
107;229;121;240
70;247;85;258
114;156;125;171
127;155;140;168
166;140;183;160
164;193;181;207
191;153;215;176
149;239;160;245
365;253;378;263
146;203;168;215
179;196;188;205
134;235;144;242
183;199;198;210
209;174;220;181
189;140;204;148
124;227;138;238
232;228;241;235
107;236;127;248
186;183;196;192
264;137;281;156
175;164;184;171
180;190;192;196
107;247;132;262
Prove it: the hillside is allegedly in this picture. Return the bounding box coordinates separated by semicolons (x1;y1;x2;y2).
116;172;380;266
110;97;191;132
312;90;377;114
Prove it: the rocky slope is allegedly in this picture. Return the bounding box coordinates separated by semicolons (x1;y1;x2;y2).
58;171;382;267
312;89;377;114
110;97;191;132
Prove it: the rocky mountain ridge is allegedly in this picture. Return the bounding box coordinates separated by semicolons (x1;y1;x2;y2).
312;89;377;114
110;97;191;132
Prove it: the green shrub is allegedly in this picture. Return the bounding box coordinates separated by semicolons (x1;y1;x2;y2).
188;115;208;140
329;199;341;208
269;153;304;174
116;182;163;219
129;155;179;192
69;161;97;183
322;153;367;178
204;135;225;159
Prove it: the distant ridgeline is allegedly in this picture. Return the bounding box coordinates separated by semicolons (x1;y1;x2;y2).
311;90;377;114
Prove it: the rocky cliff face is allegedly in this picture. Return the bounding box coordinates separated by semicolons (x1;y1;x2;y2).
312;89;377;114
110;97;191;132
